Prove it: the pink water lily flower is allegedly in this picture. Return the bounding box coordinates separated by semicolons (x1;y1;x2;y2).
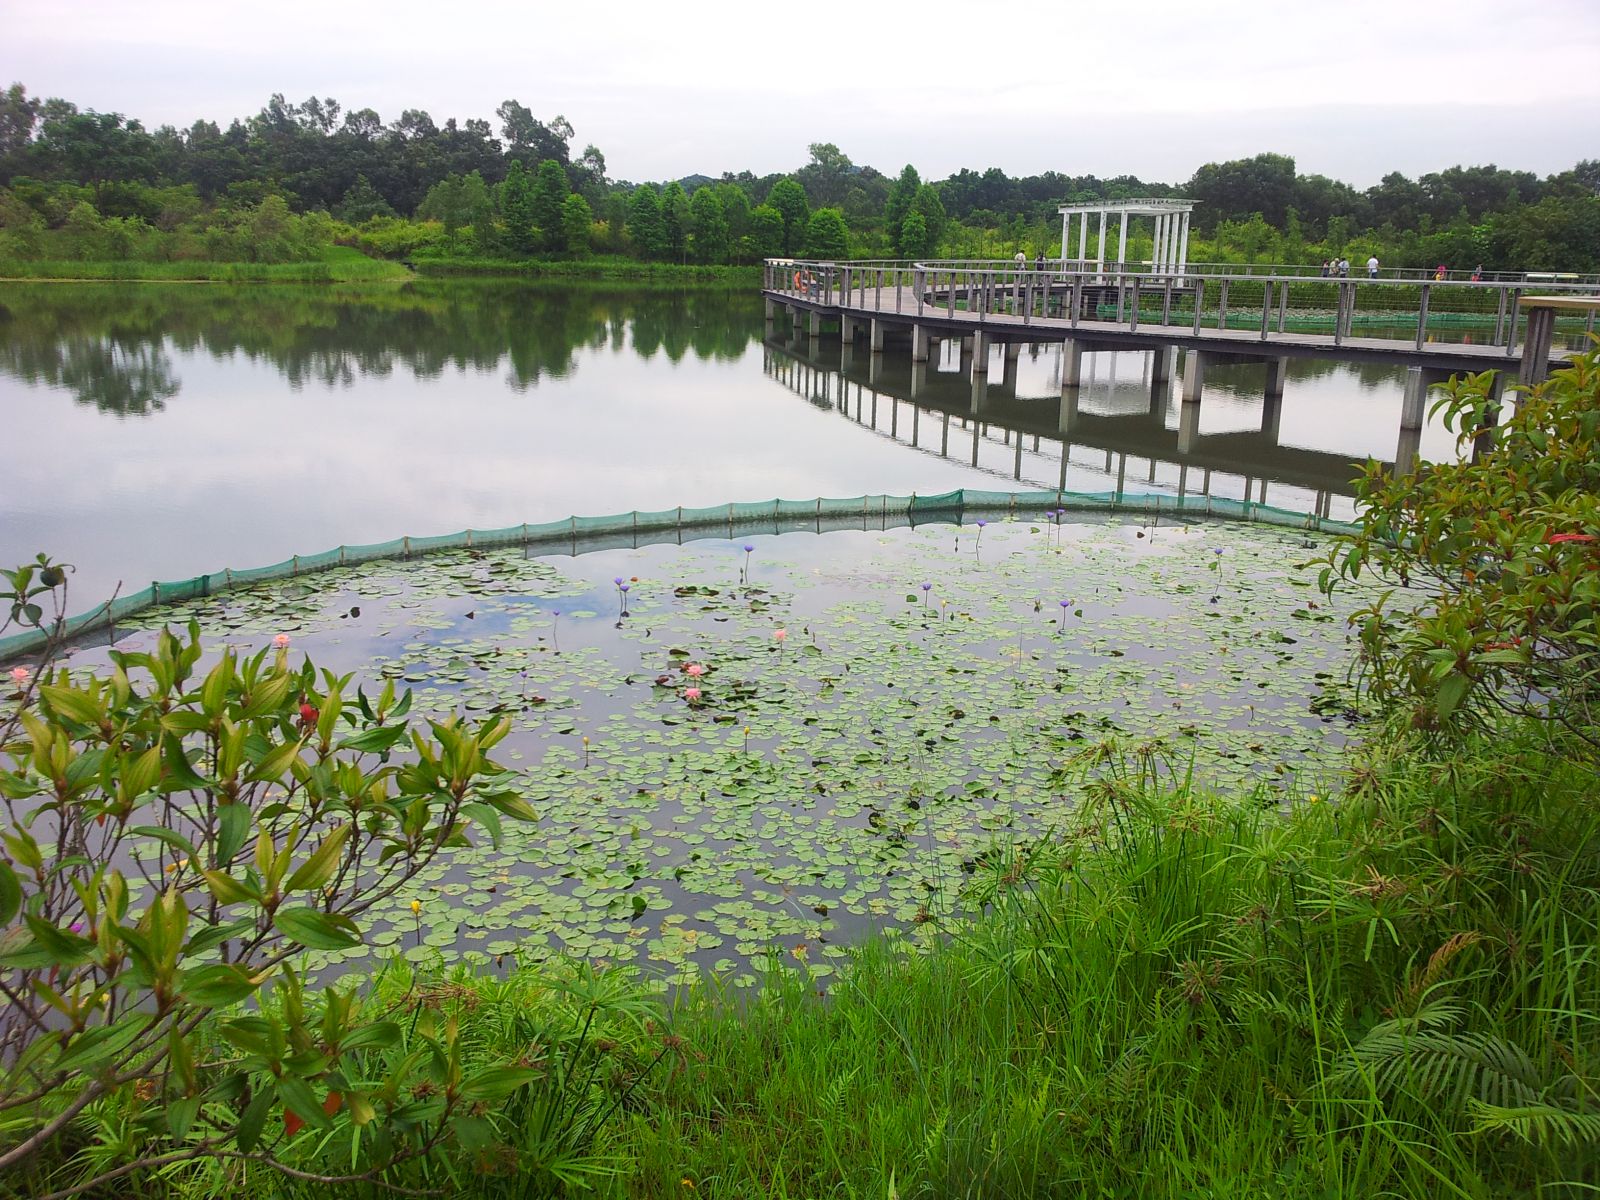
774;629;787;642
273;634;291;649
685;663;706;677
684;687;702;702
9;666;28;687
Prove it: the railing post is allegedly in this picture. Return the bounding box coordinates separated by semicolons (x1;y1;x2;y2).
1276;281;1289;333
1070;276;1081;328
1129;277;1140;331
1259;280;1273;340
1504;288;1522;357
1333;282;1347;346
1192;279;1205;334
1415;284;1431;350
1218;279;1230;330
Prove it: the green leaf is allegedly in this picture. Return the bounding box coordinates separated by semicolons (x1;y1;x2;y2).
458;1065;542;1102
128;825;199;861
0;861;19;927
283;825;351;894
339;1021;402;1052
277;1075;332;1130
199;868;258;907
167;1095;201;1140
236;1087;272;1152
38;685;102;726
461;802;503;847
273;907;361;950
19;914;97;967
55;1012;153;1074
336;724;411;754
217;803;251;865
181;963;266;1007
1435;672;1472;719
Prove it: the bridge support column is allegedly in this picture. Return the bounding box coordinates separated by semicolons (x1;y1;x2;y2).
1061;339;1084;389
1058;387;1080;436
1265;356;1289;400
1473;372;1506;461
970;370;989;415
959;339;973;374
1261;393;1283;444
1399;366;1441;431
1181;349;1207;405
840;339;855;373
972;332;991;375
808;310;822;337
1150;346;1173;385
870;319;886;353
840;315;856;343
910;361;927;400
1178;397;1202;455
764;297;778;324
1395;424;1423;475
1004;340;1023;362
911;325;930;363
1518;303;1557;388
868;352;883;387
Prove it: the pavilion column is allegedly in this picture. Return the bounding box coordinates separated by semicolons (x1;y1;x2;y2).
1060;213;1069;265
1177;213;1191;278
1117;211;1128;271
1097;212;1107;278
1078;212;1089;266
1153;214;1165;272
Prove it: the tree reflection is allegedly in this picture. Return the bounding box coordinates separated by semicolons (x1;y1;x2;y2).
0;282;764;415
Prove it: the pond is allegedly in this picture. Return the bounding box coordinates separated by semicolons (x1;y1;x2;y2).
64;512;1365;987
0;279;1468;610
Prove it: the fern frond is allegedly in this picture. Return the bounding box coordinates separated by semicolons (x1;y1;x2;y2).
1467;1099;1600;1148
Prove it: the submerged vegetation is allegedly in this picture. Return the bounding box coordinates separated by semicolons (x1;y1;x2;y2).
2;353;1598;1195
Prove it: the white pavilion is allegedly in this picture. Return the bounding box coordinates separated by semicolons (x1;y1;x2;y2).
1058;198;1197;278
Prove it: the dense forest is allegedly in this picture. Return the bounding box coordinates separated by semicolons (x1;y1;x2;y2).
1;83;1597;272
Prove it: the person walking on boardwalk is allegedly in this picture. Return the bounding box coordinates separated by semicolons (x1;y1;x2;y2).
1035;251;1046;273
1337;257;1350;277
1321;260;1331;276
1471;264;1483;282
1366;254;1380;279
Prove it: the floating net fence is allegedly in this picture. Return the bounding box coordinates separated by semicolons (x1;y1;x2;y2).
0;489;1354;661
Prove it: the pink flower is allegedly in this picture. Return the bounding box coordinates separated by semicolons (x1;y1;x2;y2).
684;687;702;702
273;634;291;649
774;629;787;642
9;666;27;687
685;663;706;677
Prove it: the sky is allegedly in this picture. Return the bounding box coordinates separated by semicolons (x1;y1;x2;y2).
6;0;1600;187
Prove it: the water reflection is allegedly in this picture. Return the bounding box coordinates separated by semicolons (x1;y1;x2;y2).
0;281;1478;609
763;324;1472;519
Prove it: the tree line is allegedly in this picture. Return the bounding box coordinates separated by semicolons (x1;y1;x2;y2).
1;83;1597;271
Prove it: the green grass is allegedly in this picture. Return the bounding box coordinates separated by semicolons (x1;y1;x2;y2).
60;726;1593;1200
0;247;412;283
409;255;761;285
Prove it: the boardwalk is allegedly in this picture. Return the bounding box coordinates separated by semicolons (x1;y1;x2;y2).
763;260;1595;382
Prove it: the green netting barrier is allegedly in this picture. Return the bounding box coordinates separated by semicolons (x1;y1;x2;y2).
0;489;1355;662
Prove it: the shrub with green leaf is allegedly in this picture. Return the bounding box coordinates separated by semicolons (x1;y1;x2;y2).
1325;345;1600;743
0;560;542;1196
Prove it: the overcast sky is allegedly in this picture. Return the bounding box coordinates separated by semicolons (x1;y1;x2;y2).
7;0;1599;187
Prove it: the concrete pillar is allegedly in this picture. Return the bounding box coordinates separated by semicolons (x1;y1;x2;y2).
1399;366;1432;430
1518;304;1556;388
1265;356;1289;400
1177;212;1190;277
840;340;854;373
1001;350;1019;393
1117;211;1128;270
911;324;930;363
1061;339;1084;389
870;318;885;353
1473;372;1506;461
959;339;973;375
1097;212;1107;277
1178;397;1202;455
1149;371;1169;417
1004;340;1023;361
841;315;857;343
909;361;927;400
868;353;882;387
808;310;822;337
970;370;988;415
1261;393;1283;443
1152;213;1165;271
1058;387;1080;435
764;297;778;323
1078;212;1089;265
972;332;991;374
1151;346;1174;384
1395;423;1422;474
1181;349;1207;405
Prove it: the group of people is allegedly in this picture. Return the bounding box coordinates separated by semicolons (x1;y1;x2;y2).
1321;257;1486;283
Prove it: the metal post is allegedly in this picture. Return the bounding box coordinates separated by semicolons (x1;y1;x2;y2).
1129;278;1140;330
1504;288;1521;357
1415;284;1432;350
1218;279;1230;330
1192;279;1205;334
1259;281;1273;340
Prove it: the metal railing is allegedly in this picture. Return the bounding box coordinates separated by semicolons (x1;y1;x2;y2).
763;259;1600;356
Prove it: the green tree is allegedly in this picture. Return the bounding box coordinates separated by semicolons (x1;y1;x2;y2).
765;177;809;256
659;180;688;262
803;207;849;259
747;203;784;260
688;186;729;264
884;165;921;246
497;159;537;255
627;184;665;260
560;191;592;256
909;184;947;252
335;174;394;224
531;158;569;252
897;210;930;258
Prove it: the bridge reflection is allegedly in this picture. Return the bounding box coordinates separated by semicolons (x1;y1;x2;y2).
763;331;1393;519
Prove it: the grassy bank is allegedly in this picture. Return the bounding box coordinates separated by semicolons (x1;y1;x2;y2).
409;255;761;285
37;728;1594;1200
0;247;412;283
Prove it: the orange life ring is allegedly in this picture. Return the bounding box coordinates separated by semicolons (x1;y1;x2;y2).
793;270;803;289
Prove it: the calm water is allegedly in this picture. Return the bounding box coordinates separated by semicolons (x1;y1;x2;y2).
0;280;1469;607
